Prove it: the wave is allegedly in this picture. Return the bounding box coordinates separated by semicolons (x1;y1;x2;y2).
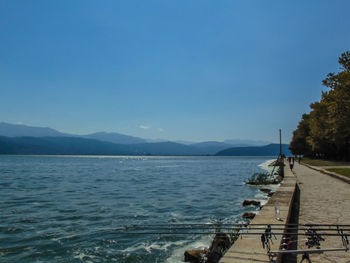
120;239;189;255
258;159;276;173
1;156;275;262
166;236;212;263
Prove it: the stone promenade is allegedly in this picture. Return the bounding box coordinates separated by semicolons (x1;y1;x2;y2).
294;162;350;263
220;161;350;263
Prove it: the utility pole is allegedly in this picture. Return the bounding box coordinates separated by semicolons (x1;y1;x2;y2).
279;129;282;156
279;128;284;178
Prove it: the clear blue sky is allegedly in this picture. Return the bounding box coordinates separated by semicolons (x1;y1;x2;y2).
1;0;349;143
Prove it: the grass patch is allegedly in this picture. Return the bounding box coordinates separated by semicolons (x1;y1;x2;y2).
326;168;350;178
302;158;350;166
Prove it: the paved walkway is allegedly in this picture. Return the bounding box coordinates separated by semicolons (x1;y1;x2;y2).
301;164;350;184
294;162;350;263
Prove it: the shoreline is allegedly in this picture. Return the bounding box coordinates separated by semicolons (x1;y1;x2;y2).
219;160;297;263
0;154;279;158
183;159;280;263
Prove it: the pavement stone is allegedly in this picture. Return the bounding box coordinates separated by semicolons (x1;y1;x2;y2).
220;161;350;263
294;162;350;263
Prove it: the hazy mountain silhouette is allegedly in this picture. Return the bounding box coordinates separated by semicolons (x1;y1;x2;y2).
0;137;206;155
0;136;290;156
223;139;271;146
126;141;203;155
84;132;147;144
0;122;70;137
0;122;287;156
190;141;235;155
216;143;291;156
0;136;131;155
0;122;148;145
0;122;273;147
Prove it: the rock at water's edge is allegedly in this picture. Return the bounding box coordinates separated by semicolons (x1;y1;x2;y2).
242;212;256;219
206;233;232;263
242;200;261;206
184;249;207;263
260;188;272;193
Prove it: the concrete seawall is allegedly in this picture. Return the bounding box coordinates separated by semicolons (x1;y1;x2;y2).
220;163;297;263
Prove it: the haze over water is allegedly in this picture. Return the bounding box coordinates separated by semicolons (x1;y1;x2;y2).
0;156;273;262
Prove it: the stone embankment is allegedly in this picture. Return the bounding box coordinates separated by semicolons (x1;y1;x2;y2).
219;162;297;263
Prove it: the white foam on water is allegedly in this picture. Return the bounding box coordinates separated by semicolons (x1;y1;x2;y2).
164;214;255;262
254;191;269;205
121;243;148;253
165;236;212;263
121;240;186;255
255;159;282;205
170;212;180;218
258;159;276;174
73;251;96;261
262;183;280;191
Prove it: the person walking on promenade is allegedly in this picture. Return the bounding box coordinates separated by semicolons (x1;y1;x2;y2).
289;157;294;170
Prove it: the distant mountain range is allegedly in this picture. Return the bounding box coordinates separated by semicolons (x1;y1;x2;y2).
0;136;200;155
0;122;71;137
190;141;235;155
216;144;291;156
83;132;147;144
0;122;289;156
223;139;271;146
0;122;147;144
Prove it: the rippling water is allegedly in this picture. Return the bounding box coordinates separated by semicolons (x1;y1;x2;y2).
0;155;274;262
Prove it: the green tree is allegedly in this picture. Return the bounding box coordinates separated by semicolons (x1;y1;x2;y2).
289;114;312;156
308;101;335;158
290;51;350;160
321;51;350;159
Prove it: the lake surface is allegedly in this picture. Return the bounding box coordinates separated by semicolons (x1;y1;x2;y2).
0;155;274;262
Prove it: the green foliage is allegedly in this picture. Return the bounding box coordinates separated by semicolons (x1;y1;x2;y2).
290;51;350;160
248;172;270;184
289;114;312;156
338;51;350;71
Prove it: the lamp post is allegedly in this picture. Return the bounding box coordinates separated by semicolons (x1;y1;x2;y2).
279;128;282;157
279;129;284;177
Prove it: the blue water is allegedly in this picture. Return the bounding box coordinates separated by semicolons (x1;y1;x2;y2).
0;155;273;262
